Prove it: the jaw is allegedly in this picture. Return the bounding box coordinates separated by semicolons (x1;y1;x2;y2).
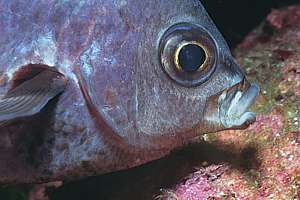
203;78;260;132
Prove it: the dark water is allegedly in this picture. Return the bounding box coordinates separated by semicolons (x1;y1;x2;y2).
202;0;300;47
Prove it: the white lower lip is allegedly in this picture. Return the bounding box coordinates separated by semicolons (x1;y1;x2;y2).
219;83;260;128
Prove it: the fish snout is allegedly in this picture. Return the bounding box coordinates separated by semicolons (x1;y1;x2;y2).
203;78;260;132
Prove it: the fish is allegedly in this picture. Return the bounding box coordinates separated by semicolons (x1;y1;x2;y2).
0;0;259;184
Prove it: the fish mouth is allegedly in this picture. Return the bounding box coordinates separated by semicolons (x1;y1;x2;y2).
203;78;260;131
218;79;260;129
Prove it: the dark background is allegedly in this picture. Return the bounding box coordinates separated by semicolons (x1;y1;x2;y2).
1;0;300;200
202;0;300;47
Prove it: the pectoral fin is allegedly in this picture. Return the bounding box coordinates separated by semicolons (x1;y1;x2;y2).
0;70;67;123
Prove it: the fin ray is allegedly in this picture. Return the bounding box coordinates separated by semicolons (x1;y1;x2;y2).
0;70;67;122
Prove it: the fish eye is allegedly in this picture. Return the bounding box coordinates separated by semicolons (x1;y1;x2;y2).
159;23;217;87
175;41;207;72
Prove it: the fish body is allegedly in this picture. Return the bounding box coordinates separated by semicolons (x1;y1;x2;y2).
0;0;259;184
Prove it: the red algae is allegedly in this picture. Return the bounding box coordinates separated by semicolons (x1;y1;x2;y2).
279;57;300;97
249;113;283;137
173;165;226;200
267;5;300;31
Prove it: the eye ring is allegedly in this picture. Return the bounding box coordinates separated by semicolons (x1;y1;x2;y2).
174;41;209;72
159;23;218;87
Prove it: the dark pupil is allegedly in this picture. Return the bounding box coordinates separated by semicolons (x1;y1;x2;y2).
178;44;206;72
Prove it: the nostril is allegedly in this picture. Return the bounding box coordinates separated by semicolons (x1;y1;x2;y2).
237;78;249;92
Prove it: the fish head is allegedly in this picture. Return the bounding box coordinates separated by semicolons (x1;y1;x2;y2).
80;0;259;149
157;22;260;136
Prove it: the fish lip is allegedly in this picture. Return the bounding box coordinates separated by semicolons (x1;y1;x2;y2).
218;79;260;129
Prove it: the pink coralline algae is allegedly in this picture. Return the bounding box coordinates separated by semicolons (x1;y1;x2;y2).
267;5;300;31
295;31;300;44
173;165;226;200
249;113;284;137
279;57;300;97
